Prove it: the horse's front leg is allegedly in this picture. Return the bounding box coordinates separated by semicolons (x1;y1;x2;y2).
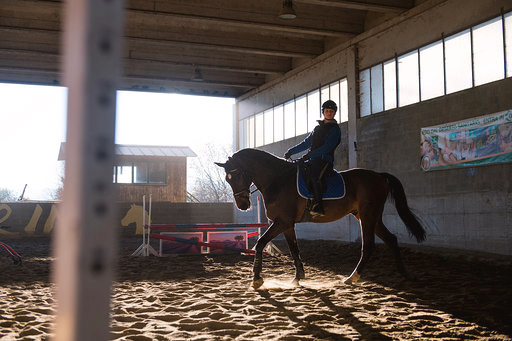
283;228;305;285
252;220;289;289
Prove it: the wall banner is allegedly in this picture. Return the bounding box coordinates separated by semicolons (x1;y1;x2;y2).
420;110;512;171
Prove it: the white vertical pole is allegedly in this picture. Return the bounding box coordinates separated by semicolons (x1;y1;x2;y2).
257;195;261;223
257;195;262;238
147;194;152;255
142;195;146;255
54;0;124;339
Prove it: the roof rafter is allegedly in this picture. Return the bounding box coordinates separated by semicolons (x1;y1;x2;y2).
127;8;358;38
0;26;318;58
294;0;410;13
0;48;286;75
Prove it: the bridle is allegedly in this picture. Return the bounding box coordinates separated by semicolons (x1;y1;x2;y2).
228;167;259;198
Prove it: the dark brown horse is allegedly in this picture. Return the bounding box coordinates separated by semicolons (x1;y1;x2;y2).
215;148;426;289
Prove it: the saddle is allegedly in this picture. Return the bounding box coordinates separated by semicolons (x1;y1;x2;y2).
296;161;345;200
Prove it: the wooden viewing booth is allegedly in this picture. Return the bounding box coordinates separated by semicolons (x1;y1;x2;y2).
58;143;196;202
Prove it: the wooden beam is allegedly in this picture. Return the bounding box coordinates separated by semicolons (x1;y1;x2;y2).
125;36;317;58
126;57;285;75
294;0;410;13
0;0;359;37
126;8;357;37
124;74;257;88
0;48;286;75
0;26;318;58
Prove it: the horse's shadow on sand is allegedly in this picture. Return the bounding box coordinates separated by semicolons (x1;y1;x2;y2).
291;239;512;337
257;289;393;340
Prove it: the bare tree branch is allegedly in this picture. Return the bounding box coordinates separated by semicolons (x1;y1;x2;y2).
189;143;232;202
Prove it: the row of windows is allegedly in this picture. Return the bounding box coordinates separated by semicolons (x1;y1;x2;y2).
113;162;166;184
238;11;512;149
361;12;512;116
239;78;348;149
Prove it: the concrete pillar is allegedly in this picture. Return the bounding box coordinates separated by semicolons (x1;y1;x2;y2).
346;44;359;170
54;0;124;340
346;44;361;242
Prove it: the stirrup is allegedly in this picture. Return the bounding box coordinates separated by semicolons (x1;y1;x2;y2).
310;203;325;217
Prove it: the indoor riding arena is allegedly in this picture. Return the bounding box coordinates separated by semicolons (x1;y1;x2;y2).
0;0;511;340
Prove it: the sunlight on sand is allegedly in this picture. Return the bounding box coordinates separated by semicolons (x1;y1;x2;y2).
251;277;339;291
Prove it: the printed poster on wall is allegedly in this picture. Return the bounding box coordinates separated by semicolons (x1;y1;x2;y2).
420;110;512;171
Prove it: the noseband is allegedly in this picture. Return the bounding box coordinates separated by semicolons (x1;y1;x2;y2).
228;167;258;199
233;188;250;198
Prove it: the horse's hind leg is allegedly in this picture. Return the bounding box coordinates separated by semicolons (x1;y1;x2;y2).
375;220;411;280
344;211;377;285
283;228;305;284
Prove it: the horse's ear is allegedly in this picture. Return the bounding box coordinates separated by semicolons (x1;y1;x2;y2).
214;162;226;169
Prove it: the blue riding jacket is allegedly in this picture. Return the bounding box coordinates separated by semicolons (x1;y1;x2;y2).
287;119;341;163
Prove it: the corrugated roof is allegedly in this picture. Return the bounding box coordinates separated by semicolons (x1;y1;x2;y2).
115;144;197;157
58;142;196;160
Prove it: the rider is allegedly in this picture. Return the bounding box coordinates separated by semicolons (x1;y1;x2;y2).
284;100;341;217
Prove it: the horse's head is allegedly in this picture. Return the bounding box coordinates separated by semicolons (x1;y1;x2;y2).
215;156;252;211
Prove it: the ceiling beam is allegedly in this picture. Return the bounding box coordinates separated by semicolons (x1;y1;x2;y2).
0;26;317;59
126;8;357;38
127;57;284;75
0;65;260;89
1;0;359;37
123;74;256;89
294;0;410;13
0;48;286;75
125;36;316;59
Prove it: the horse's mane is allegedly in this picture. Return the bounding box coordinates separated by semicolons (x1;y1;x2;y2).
231;149;296;190
232;148;294;172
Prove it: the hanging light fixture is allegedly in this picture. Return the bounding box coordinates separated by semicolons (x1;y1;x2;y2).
278;0;296;20
191;68;203;82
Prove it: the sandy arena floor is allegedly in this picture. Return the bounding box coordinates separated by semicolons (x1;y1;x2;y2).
0;235;511;340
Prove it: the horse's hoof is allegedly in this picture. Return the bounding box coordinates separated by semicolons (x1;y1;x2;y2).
343;271;360;285
252;278;264;289
291;278;301;287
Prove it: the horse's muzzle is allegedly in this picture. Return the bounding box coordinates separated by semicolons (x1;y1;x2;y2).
235;196;251;211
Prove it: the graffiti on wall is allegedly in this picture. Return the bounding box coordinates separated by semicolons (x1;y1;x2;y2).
0;203;58;235
0;202;148;235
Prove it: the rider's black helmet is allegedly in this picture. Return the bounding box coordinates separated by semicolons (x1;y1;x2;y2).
321;100;338;112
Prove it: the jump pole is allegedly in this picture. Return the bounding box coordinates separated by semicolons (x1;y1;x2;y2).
130;195;146;256
149;223;268;230
151;233;266;255
131;195;158;256
143;195;146;254
145;194;158;256
0;241;22;265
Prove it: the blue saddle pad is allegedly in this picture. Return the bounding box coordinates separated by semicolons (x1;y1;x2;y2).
297;167;345;200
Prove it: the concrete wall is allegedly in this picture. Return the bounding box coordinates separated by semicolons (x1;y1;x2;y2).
235;0;512;254
0;201;233;236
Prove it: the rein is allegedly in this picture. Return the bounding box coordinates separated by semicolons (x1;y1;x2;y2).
233;184;259;197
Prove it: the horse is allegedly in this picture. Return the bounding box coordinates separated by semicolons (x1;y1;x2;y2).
215;148;426;289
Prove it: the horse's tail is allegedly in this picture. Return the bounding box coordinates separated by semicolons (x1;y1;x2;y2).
382;172;426;243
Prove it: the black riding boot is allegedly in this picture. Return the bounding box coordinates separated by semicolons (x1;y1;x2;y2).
310;180;325;217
